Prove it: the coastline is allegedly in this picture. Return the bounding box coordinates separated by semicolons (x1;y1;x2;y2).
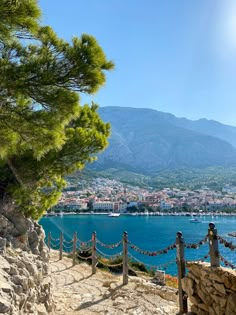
44;211;236;217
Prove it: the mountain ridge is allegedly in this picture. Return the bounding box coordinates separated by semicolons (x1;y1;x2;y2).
89;106;236;174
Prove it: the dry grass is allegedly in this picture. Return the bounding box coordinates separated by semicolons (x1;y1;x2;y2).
165;274;178;288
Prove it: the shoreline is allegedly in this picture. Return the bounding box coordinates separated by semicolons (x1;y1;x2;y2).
44;211;236;217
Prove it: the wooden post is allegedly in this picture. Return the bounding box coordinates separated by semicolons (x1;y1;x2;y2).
208;222;220;267
59;232;63;260
176;231;188;314
72;232;77;266
47;232;51;251
123;231;128;285
92;231;97;274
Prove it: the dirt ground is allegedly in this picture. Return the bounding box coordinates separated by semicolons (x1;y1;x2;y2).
50;251;180;315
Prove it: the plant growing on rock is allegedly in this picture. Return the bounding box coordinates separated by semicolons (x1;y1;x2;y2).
0;0;114;219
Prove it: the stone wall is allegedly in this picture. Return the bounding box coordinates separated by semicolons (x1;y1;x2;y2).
0;200;53;314
182;262;236;315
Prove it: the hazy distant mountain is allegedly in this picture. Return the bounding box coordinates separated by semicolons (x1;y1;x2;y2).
90;107;236;174
160;114;236;149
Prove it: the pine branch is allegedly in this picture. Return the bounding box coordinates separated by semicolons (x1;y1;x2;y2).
7;159;24;187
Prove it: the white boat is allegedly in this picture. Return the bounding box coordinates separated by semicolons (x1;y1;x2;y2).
189;218;201;223
108;213;120;217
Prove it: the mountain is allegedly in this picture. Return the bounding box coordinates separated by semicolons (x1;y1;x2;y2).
89;107;236;174
160;114;236;149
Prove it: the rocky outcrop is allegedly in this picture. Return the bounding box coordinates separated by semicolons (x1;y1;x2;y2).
182;262;236;315
0;200;53;314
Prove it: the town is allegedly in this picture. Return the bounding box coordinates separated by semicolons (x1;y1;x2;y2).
48;177;236;215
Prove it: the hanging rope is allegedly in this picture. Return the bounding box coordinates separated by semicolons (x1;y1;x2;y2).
96;248;122;260
219;255;236;269
186;252;210;264
76;253;92;260
217;235;236;251
77;246;92;253
96;238;122;249
50;236;60;242
96;257;123;268
185;235;208;249
128;240;176;256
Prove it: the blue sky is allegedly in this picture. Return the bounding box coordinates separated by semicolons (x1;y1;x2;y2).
39;0;236;126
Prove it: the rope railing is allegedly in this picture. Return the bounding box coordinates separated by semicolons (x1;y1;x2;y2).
96;238;122;249
219;255;236;269
50;240;60;247
62;243;73;250
96;247;122;259
76;253;92;260
96;257;123;268
47;222;236;315
185;235;208;249
128;240;176;256
217;235;236;251
50;242;60;249
63;239;74;244
50;236;60;242
77;246;92;253
186;252;210;264
128;252;176;271
76;238;92;246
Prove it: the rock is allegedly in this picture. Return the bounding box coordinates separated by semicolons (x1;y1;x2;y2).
0;298;10;313
9;266;18;276
225;293;236;315
0;256;10;271
184;262;236;315
209;271;224;283
197;286;213;305
198;303;209;312
182;277;194;296
113;297;125;305
24;260;39;277
0;237;6;254
214;282;226;295
0;204;53;314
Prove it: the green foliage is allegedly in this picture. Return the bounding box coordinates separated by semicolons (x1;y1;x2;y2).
0;0;114;219
83;166;236;192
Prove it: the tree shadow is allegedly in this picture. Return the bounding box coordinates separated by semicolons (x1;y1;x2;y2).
75;283;124;311
64;273;93;286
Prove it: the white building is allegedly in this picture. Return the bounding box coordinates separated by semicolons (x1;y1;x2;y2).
93;202;114;211
160;200;173;211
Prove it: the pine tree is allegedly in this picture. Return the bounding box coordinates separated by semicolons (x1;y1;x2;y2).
0;0;114;219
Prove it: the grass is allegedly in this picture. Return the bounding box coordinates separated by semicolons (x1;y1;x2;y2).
72;249;178;288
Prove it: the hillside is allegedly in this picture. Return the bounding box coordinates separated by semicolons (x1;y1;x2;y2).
89;107;236;174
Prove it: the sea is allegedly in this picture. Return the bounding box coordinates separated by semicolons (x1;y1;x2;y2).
39;214;236;275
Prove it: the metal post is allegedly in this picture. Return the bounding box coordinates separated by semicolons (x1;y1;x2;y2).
176;231;188;314
59;232;63;260
123;231;128;285
72;232;77;266
47;232;51;251
92;231;97;274
208;222;220;267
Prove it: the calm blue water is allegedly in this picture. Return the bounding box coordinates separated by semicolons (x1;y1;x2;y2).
39;215;236;275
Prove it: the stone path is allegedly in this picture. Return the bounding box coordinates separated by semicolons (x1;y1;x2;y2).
50;251;179;315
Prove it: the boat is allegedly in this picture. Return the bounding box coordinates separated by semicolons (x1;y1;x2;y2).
108;213;120;217
189;218;201;223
